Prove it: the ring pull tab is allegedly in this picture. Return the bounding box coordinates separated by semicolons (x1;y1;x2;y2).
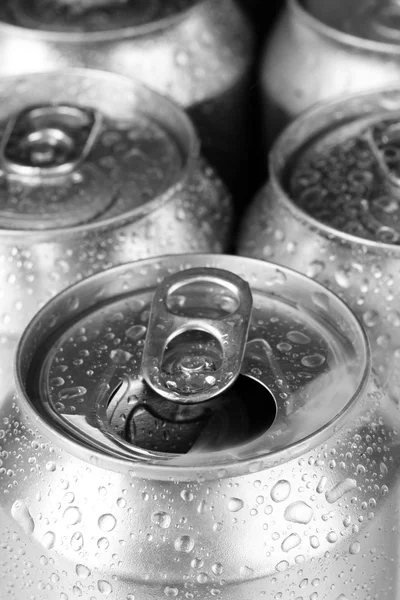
364;117;400;189
0;104;102;180
142;268;253;404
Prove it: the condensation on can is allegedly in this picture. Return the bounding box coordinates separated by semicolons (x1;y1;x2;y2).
261;0;400;149
0;0;255;200
239;86;400;405
0;69;231;343
0;253;399;598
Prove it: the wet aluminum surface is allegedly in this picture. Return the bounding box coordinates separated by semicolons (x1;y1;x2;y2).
239;87;400;405
261;0;400;149
0;0;254;200
1;254;399;599
0;69;231;339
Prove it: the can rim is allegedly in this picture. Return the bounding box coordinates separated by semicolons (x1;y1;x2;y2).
269;84;400;253
0;0;205;43
291;0;400;55
14;253;371;481
0;68;200;238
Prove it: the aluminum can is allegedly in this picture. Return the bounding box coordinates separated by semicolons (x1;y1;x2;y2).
238;87;400;405
0;0;254;199
0;253;399;599
261;0;400;147
0;69;231;343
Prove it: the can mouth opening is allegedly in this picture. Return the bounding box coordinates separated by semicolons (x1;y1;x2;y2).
105;373;277;456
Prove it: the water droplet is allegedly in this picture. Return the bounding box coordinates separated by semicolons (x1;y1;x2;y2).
174;535;195;553
363;310;379;328
307;261;325;278
151;511;171;529
228;497;244;512
284;501;313;524
98;514;116;532
46;461;56;472
11;500;35;535
71;532;84;551
326;531;337;543
42;531;55;549
310;536;320;549
271;480;291;503
180;489;194;502
63;507;82;526
301;353;326;368
126;325;147;341
164;586;179;597
76;564;91;579
286;331;311;344
97;537;109;550
276;560;289;572
316;476;327;494
349;541;360;555
325;479;357;504
98;580;112;595
335;269;350;289
212;562;223;576
281;533;301;552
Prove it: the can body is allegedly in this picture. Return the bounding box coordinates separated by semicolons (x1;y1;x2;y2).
0;70;231;340
239;87;400;404
0;253;399;599
261;0;400;147
0;0;254;198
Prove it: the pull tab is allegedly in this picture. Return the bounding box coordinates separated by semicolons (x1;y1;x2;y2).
142;268;253;404
0;104;102;179
364;117;400;190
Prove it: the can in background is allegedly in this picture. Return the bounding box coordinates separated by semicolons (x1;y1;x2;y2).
238;87;400;404
1;252;399;599
0;69;231;342
0;0;255;201
261;0;400;147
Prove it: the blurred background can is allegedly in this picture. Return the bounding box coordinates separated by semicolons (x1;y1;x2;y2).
0;253;399;598
0;69;231;344
261;0;400;148
239;87;400;404
0;0;255;202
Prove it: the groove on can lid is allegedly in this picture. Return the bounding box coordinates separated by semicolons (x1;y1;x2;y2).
17;255;368;466
142;268;253;404
304;0;400;44
2;0;196;32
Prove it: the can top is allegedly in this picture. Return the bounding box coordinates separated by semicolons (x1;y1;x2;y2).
17;254;368;475
284;90;400;246
0;71;192;232
302;0;400;46
0;0;197;34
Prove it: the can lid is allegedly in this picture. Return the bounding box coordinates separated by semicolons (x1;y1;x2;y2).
0;72;187;231
304;0;400;45
1;0;196;32
287;108;400;245
17;255;368;468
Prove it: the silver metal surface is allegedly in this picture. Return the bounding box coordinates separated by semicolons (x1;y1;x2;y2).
0;0;254;196
1;254;399;598
261;0;400;147
239;87;400;405
0;69;231;339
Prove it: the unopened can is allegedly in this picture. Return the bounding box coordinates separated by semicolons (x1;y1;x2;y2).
0;69;231;341
238;87;400;404
261;0;400;147
0;253;399;599
0;0;254;198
